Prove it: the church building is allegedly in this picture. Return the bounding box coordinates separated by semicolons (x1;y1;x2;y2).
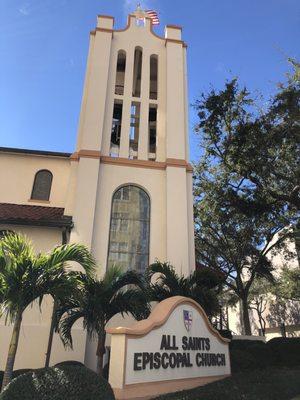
0;8;195;371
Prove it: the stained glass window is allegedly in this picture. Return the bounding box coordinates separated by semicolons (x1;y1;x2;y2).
107;185;150;273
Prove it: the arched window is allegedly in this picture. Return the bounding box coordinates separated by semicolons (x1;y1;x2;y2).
107;185;150;273
132;47;143;97
115;50;126;95
31;170;53;201
149;55;158;100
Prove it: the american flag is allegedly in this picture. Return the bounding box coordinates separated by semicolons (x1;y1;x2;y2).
146;10;160;25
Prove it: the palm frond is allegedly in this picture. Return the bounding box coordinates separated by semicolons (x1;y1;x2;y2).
44;243;96;276
59;309;84;349
110;269;146;294
107;289;150;321
0;233;34;260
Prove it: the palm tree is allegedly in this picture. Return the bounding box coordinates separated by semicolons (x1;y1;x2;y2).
58;266;150;377
146;261;223;318
44;261;95;367
44;269;95;368
0;233;95;391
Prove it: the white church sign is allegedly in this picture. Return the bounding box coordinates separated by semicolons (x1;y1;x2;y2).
107;296;231;400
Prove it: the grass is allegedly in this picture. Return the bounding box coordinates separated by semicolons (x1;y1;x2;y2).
153;368;300;400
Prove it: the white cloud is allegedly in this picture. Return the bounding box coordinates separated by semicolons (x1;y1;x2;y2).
18;3;30;16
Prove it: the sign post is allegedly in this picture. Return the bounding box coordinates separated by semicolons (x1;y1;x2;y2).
106;296;231;400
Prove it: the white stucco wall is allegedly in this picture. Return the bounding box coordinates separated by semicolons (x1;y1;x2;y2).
0;152;71;208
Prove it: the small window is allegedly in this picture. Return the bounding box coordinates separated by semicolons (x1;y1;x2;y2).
115;50;126;95
132;47;143;97
149;55;158;100
31;170;53;201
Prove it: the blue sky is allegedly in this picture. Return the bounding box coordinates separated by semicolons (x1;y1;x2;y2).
0;0;299;161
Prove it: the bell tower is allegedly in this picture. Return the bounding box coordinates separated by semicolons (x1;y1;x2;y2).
67;8;195;288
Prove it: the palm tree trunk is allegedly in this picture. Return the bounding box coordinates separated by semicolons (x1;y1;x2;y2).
1;312;22;391
45;300;58;368
96;330;106;377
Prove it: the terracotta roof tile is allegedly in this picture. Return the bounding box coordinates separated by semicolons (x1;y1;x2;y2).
0;203;73;228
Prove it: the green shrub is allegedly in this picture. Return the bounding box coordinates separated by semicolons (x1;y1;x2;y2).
230;339;265;351
248;344;273;369
153;368;300;400
230;338;300;372
229;339;273;372
267;337;300;367
12;368;33;378
0;369;33;387
54;360;84;368
230;348;257;372
0;365;115;400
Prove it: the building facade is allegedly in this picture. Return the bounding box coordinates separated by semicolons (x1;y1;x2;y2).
0;10;195;371
227;236;300;340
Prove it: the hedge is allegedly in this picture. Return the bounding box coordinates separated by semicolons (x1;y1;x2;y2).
0;365;115;400
54;360;84;368
267;337;300;367
230;337;300;372
0;362;84;388
153;368;300;400
0;369;33;388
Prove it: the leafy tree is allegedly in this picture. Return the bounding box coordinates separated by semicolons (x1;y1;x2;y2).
193;199;287;334
267;295;300;331
194;59;300;216
146;262;223;318
58;266;150;377
274;267;300;302
0;233;95;391
266;267;300;331
212;288;239;331
193;62;299;334
248;278;272;335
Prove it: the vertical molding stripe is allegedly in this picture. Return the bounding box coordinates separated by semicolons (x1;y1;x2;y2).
119;47;134;157
138;50;150;160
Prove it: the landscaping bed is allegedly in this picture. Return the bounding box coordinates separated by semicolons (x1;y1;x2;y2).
153;368;300;400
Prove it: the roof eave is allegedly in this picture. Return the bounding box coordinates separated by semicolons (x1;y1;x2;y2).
0;147;72;158
0;217;74;229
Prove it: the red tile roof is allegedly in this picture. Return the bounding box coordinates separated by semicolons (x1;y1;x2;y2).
0;203;73;228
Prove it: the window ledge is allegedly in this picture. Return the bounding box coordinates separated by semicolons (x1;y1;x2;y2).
28;199;50;204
